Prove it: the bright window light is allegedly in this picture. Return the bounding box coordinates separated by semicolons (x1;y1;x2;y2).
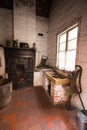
57;24;78;71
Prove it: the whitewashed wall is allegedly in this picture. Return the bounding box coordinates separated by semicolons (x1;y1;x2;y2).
13;0;36;47
36;16;48;66
0;8;13;46
48;0;87;109
13;0;48;66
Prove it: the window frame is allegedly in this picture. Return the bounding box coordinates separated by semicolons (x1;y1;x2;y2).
56;23;79;71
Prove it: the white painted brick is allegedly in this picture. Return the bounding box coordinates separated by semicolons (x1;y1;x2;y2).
13;1;48;66
0;8;12;46
13;0;36;46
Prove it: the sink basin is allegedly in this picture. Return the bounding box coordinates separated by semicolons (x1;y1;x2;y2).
52;74;60;78
46;71;65;79
51;73;65;79
46;71;69;85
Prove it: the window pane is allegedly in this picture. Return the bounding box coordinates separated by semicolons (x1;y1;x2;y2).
65;50;76;71
60;33;66;43
59;42;66;51
57;24;78;70
68;39;77;50
68;27;78;40
59;52;65;70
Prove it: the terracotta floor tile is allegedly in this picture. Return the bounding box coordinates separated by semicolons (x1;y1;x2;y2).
0;122;11;130
28;114;41;127
3;114;16;123
28;125;41;130
0;87;80;130
15;120;28;130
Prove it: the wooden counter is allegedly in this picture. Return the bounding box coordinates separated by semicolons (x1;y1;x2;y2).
45;72;69;85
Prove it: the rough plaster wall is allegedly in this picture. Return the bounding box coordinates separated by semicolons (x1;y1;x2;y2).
0;8;13;46
13;0;36;47
36;16;48;66
0;47;5;77
48;0;87;109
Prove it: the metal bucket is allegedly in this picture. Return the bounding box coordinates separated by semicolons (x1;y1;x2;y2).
0;79;12;109
77;110;87;130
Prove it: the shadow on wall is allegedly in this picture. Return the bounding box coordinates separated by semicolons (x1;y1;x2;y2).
0;45;6;78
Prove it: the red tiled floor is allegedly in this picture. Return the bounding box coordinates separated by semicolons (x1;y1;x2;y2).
0;87;80;130
28;125;41;130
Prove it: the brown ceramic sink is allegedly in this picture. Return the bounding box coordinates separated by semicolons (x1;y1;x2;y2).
51;73;65;79
45;71;69;85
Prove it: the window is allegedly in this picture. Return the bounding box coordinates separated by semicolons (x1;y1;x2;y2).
56;24;78;71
